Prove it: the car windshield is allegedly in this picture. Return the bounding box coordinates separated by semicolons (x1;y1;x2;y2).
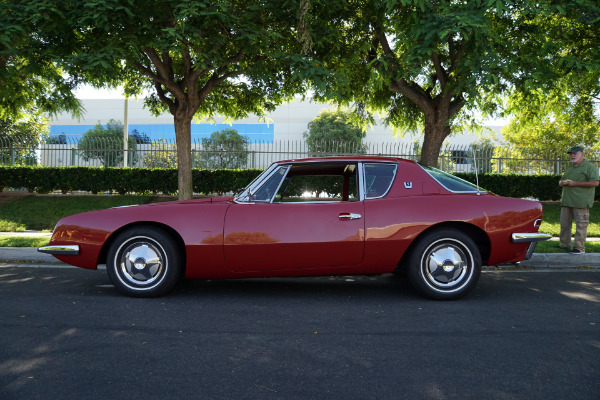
420;164;486;193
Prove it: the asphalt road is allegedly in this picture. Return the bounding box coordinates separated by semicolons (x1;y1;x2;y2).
1;266;599;400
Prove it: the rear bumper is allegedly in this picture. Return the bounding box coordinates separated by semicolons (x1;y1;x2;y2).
38;245;80;256
512;233;552;243
512;232;552;260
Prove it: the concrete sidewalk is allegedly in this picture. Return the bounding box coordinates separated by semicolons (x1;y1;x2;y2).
1;245;599;270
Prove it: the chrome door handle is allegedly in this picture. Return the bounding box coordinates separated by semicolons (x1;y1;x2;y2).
339;213;362;220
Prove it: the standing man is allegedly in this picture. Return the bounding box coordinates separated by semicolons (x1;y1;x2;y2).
559;146;599;254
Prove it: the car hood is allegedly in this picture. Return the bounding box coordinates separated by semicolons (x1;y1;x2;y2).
113;195;235;209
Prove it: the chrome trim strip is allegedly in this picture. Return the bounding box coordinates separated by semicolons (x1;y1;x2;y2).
38;245;80;256
269;166;290;203
511;233;552;243
358;162;365;201
233;198;255;205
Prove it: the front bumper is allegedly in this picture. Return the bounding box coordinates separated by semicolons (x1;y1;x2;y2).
38;245;80;256
512;232;552;260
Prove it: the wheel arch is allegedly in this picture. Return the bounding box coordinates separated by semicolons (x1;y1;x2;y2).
396;221;490;272
99;222;186;273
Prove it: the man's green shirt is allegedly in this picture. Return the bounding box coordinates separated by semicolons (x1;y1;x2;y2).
561;160;599;208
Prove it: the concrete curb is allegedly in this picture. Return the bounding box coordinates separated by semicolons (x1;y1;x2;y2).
519;253;600;268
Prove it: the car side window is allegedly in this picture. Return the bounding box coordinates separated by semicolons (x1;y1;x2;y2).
251;167;287;202
273;163;358;202
364;163;397;199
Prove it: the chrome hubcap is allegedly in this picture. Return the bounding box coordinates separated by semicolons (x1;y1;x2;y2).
424;244;468;288
119;240;164;286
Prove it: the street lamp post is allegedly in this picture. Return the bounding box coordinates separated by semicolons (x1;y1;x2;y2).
123;97;129;167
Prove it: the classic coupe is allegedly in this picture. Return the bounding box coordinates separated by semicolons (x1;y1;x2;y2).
39;156;550;300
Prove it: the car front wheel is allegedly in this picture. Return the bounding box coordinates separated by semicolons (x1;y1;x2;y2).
407;229;481;300
107;227;182;297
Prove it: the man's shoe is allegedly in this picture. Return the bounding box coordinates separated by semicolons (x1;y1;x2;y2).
571;249;585;255
556;244;571;251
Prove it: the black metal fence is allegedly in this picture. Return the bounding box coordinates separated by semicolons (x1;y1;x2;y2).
0;135;594;175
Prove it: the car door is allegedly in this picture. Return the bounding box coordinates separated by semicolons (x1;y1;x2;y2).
223;162;365;272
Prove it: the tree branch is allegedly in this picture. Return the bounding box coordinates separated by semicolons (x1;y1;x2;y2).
373;22;398;74
431;51;448;90
139;47;186;99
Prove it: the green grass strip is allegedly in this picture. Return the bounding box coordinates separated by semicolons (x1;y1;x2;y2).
0;195;154;231
0;237;50;248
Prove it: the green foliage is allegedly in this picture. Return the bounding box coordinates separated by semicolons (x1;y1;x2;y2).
199;129;249;169
0;219;26;232
78;119;137;167
303;109;367;155
0;1;82;119
0;164;587;202
19;0;316;199
0;236;50;247
490;146;570;175
306;0;600;166
470;136;496;174
492;1;600;152
0;166;262;196
141;139;177;169
502;87;600;151
455;173;566;201
0;112;50;165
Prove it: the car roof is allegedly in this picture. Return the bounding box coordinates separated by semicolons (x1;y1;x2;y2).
275;156;417;165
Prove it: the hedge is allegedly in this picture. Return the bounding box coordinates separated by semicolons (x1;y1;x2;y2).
455;173;566;202
0;166;262;195
0;166;577;201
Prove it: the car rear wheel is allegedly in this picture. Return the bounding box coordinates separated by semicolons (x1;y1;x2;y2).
407;229;481;300
107;227;182;297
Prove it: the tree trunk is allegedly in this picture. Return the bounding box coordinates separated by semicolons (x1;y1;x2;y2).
173;114;194;200
420;111;452;167
390;80;461;168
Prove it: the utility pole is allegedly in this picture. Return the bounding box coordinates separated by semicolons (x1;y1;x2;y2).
123;97;129;167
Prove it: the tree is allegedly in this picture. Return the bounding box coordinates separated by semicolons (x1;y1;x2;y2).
141;139;177;169
470;136;496;174
303;109;367;156
500;0;600;152
199;129;249;169
501;87;600;151
22;0;314;199
0;1;82;120
0;111;49;165
79;120;137;167
305;0;600;167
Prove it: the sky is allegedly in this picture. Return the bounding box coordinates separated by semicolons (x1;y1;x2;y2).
74;85;126;99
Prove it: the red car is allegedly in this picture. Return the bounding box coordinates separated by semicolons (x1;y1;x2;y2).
39;156;550;300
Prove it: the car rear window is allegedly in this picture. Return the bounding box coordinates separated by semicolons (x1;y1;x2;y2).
420;164;486;193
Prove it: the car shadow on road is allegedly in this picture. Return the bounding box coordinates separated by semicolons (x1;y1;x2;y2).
171;273;420;301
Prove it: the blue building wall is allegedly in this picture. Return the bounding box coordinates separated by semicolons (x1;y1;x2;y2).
49;123;275;143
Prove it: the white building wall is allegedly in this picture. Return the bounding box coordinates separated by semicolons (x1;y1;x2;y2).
49;98;502;146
